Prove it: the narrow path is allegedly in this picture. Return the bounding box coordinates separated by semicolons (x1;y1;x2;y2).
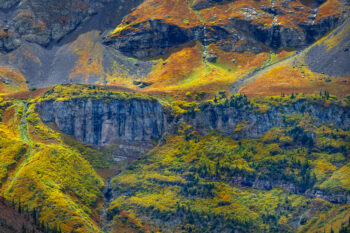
229;49;306;94
1;101;33;193
101;178;112;233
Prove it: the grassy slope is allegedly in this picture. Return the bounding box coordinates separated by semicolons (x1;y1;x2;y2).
0;97;105;233
0;66;27;94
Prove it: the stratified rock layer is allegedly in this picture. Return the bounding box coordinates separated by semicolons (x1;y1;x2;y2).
38;98;350;145
37;98;166;146
0;0;144;52
106;0;348;58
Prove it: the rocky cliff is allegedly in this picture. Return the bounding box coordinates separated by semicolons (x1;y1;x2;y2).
37;98;166;149
179;100;350;138
105;0;349;58
37;97;350;146
0;0;144;52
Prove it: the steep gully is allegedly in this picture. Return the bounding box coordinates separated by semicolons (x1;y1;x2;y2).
101;177;112;233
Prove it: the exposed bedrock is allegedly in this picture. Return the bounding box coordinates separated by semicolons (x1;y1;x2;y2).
0;0;144;52
306;19;350;77
105;15;346;58
104;20;193;58
37;98;350;145
178;100;350;138
36;98;166;147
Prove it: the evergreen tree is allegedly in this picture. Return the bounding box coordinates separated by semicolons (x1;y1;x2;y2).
22;224;26;233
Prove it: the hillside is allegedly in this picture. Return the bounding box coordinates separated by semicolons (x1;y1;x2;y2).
0;0;349;233
0;0;348;97
0;84;349;232
0;197;43;233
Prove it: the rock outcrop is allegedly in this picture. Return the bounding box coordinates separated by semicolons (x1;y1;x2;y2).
37;98;350;146
105;0;348;58
0;0;20;9
37;98;166;147
105;19;193;58
178;100;350;138
306;19;350;77
0;0;144;52
306;189;350;204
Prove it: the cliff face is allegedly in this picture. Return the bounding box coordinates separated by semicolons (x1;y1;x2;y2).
107;15;345;58
0;0;144;52
37;99;350;146
37;98;350;146
37;99;166;147
105;0;349;58
179;101;350;138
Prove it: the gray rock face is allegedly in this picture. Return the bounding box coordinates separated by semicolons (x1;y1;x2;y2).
104;20;266;58
36;98;166;147
232;175;301;195
105;1;347;58
192;0;327;11
37;98;350;146
0;0;153;89
179;101;350;138
106;16;345;58
0;32;21;52
307;19;350;77
232;176;350;204
306;189;350;204
228;14;345;51
104;19;193;58
192;0;227;11
0;0;144;52
0;0;20;9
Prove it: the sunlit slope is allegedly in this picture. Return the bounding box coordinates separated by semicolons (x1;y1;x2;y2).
0;98;105;233
0;66;27;94
237;19;350;97
102;0;349;99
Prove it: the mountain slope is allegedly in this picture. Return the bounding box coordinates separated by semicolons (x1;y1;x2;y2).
232;19;350;97
0;1;349;233
0;0;348;98
0;197;43;233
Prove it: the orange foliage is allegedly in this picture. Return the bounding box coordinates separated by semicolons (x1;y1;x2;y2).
145;43;203;90
111;0;201;37
240;64;350;97
4;87;50;100
199;0;273;26
316;0;343;21
140;41;273;98
0;66;27;94
69;31;106;83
